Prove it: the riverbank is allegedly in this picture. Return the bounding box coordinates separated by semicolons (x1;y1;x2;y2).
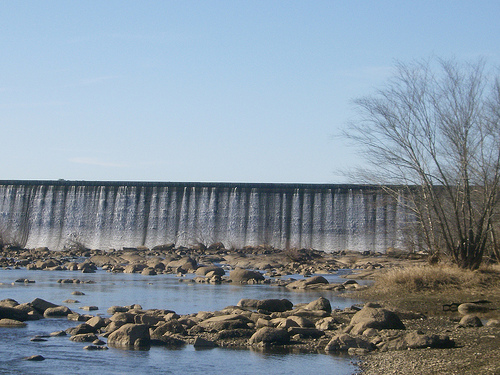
349;264;500;374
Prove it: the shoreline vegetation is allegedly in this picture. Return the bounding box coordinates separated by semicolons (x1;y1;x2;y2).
1;244;499;374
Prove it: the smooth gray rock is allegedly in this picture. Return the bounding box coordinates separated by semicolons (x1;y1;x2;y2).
249;327;290;346
107;323;150;349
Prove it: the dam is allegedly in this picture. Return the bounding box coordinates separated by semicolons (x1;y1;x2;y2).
0;180;414;252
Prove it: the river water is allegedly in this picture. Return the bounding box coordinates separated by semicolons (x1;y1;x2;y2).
0;269;361;375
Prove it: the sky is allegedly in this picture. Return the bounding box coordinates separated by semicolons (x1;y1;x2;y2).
1;1;499;184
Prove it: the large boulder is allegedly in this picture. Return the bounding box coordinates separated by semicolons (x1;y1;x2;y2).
107;324;150;349
167;257;197;272
350;303;405;333
30;298;59;314
151;320;186;338
324;333;375;352
305;297;332;313
86;316;108;330
249;327;290;346
458;314;483;328
66;323;97;336
110;312;135;324
286;276;329;289
229;268;265;283
43;306;72;318
0;299;19;308
237;299;260;309
380;331;455;351
0;306;31;321
256;299;293;313
199;314;252;331
195;266;225;277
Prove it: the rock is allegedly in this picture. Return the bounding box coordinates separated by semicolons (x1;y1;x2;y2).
107;306;129;314
249;327;290;346
110;312;135;324
457;303;490;315
324;333;375;353
23;355;45;361
150;334;186;347
216;329;255;340
237;299;260;309
229;268;265;283
0;306;31;321
67;313;87;321
71;291;85;296
63;299;79;304
86;316;107;330
151;320;186;338
458;314;483;328
193;336;218;348
167;257;197;272
486;319;500;327
104;321;125;334
199;314;252;331
288;327;324;338
0;318;27;327
107;323;150;349
315;317;338;331
287;315;315;328
195;266;225;277
84;345;108;350
381;331;455;351
80;306;98;311
276;318;300;329
50;330;67;337
30;298;59;314
403;331;454;349
44;306;72;318
66;323;97;335
256;299;293;313
305;297;332;313
132;313;161;326
0;299;19;308
286;275;329;289
141;267;157;275
70;333;99;342
349;304;405;333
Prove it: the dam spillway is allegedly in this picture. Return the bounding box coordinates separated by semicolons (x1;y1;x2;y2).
0;180;413;252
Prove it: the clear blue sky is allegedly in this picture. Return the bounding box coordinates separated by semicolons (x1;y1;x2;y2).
2;1;499;183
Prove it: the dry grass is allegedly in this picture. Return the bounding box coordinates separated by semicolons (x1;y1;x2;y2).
371;263;500;294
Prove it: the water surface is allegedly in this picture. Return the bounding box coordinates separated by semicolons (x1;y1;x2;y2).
0;269;360;375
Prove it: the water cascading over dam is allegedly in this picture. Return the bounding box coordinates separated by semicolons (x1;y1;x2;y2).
0;180;414;252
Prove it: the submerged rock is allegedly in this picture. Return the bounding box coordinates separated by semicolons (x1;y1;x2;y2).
0;318;27;327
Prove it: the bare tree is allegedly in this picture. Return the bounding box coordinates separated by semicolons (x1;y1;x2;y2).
344;58;500;269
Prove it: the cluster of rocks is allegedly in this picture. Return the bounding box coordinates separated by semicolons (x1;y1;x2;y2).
3;296;488;358
0;244;376;293
0;244;391;279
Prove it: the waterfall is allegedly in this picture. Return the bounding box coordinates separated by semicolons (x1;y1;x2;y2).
0;180;413;252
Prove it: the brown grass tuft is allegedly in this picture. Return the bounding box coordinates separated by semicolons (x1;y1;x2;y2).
371;263;500;294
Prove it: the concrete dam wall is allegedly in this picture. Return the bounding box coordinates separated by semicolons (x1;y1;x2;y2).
0;180;414;252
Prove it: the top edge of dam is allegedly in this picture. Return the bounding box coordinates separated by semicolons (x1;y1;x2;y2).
0;179;391;192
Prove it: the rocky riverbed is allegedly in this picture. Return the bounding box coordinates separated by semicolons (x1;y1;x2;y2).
1;244;499;373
